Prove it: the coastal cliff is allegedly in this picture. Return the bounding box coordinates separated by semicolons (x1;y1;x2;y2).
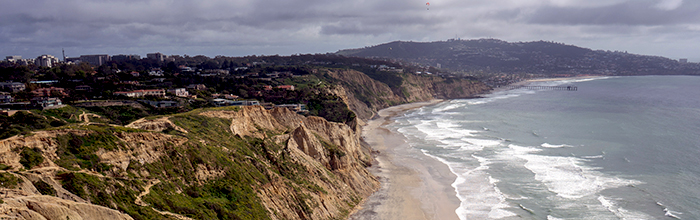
318;69;491;120
0;106;378;220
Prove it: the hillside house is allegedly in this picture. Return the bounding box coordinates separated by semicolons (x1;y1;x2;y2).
0;82;26;93
32;87;67;97
167;88;189;97
114;89;166;98
0;92;13;103
31;97;62;109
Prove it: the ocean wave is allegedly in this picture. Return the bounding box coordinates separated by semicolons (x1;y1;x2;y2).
581;155;605;159
598;196;655;219
502;144;642;199
421;150;516;220
657;202;683;219
541;143;575;148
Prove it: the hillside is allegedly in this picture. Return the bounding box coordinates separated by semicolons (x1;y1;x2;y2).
337;39;700;77
0;106;378;219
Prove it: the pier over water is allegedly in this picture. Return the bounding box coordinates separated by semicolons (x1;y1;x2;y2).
506;85;578;91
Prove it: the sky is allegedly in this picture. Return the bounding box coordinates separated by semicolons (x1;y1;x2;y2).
2;0;699;62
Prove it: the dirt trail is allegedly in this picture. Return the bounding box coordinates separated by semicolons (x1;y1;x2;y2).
133;179;194;220
134;179;160;206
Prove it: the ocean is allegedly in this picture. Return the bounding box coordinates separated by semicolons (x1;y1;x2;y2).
387;76;700;219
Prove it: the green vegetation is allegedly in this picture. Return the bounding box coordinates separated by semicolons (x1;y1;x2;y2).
32;179;57;196
0;111;55;139
19;147;44;169
0;172;21;189
84;106;150;125
58;172;163;220
36;106;83;123
55;131;123;171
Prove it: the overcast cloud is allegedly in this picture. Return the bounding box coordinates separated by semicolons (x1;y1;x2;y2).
2;0;699;61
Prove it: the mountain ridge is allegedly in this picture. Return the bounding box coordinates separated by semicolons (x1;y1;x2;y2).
337;39;700;78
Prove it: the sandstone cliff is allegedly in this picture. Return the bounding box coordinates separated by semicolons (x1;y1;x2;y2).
317;69;491;120
0;106;378;220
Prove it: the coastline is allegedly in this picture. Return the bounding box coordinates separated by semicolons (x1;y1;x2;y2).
491;75;605;93
350;99;461;220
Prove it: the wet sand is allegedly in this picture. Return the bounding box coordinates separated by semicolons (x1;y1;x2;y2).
350;100;461;220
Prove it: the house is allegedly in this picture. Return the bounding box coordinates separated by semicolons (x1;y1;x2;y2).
167;88;189;97
141;100;179;108
0;92;13;103
114;89;166;98
276;104;307;113
186;84;206;90
31;97;62;109
211;99;260;107
32;87;67;97
75;85;92;92
276;85;295;91
0;82;26;93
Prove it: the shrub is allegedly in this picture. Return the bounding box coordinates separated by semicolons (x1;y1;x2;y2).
33;180;57;196
0;172;21;189
19;147;44;169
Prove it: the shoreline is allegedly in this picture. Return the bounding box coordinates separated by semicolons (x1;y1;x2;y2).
349;75;610;219
491;75;605;93
350;99;461;220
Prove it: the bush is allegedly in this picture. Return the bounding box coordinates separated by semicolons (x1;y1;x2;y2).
19;147;44;169
0;172;21;189
33;180;57;196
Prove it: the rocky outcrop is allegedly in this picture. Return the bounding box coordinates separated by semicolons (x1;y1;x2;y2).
201;106;379;220
2;195;133;220
318;69;491;121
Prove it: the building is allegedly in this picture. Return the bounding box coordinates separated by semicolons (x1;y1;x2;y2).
0;92;13;103
31;87;67;97
65;57;81;64
140;100;179;108
31;97;62;109
187;84;206;90
80;54;110;66
276;104;307;113
0;82;26;93
276;85;295;91
147;52;166;62
167;88;189;97
114;89;166;98
5;56;21;62
75;85;92;92
211;99;260;107
111;54;141;62
35;55;59;67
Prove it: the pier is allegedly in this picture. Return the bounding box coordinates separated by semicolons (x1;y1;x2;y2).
506;85;577;91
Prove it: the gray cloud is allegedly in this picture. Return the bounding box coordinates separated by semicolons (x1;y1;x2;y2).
1;0;699;61
525;1;700;25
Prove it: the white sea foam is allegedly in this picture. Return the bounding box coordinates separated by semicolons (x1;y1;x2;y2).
463;138;502;148
502;144;642;199
581;155;605;159
421;150;516;220
657;202;683;219
541;143;574;148
547;215;565;220
432;102;466;113
598;196;655;219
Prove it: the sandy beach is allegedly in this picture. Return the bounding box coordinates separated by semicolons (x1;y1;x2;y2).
350;99;461;220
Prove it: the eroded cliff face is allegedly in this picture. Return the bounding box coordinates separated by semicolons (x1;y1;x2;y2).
0;106;378;220
201;106;378;220
318;69;491;121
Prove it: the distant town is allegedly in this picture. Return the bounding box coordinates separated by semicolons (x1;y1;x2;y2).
1;52;320;114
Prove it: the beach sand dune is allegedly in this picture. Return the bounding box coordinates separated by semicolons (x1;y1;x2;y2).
350;100;460;220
